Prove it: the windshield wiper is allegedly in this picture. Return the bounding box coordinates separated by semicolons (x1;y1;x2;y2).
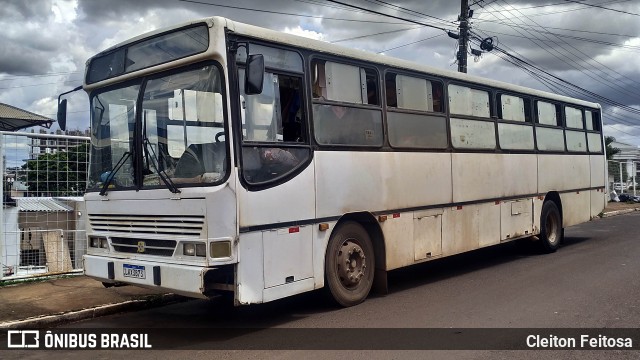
143;137;181;194
99;151;132;196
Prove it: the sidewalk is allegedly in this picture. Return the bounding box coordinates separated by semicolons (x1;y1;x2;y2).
1;203;640;329
601;201;640;217
0;275;182;329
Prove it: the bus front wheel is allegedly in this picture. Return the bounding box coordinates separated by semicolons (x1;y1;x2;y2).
539;201;563;253
325;221;375;307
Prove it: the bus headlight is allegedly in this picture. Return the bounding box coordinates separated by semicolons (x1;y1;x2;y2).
210;241;231;259
184;243;196;256
183;242;206;257
89;236;107;248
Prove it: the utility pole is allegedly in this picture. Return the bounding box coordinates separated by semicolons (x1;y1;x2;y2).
458;0;469;73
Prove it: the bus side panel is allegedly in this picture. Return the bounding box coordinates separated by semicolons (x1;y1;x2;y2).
538;155;590;192
590;155;606;218
560;192;591;227
451;153;537;203
499;199;534;241
381;211;414;270
442;203;500;256
590;190;605;218
589;155;606;188
312;220;334;289
237;164;316;228
237;163;316;301
237;231;264;304
314;151;452;218
383;202;504;270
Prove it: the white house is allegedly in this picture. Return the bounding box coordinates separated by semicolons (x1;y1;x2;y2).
610;141;640;189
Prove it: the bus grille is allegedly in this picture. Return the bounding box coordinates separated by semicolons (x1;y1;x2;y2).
88;214;205;237
111;237;176;256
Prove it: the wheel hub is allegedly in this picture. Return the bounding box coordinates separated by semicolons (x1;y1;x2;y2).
338;240;367;287
546;213;558;243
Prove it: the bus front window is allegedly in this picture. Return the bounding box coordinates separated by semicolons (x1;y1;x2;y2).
87;64;228;192
88;83;140;191
142;65;227;186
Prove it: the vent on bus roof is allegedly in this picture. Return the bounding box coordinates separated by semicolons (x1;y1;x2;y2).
88;214;204;237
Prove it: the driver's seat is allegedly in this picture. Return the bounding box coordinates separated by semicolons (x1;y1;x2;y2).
174;143;224;178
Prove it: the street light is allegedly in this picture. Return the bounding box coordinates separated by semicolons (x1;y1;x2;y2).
3;173;15;206
6;174;14;192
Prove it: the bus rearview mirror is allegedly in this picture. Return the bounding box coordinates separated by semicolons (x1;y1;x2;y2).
57;99;68;131
245;54;264;95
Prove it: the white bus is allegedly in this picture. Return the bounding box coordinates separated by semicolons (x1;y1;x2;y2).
58;17;606;307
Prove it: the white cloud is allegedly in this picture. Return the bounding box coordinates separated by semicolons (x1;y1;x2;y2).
52;0;78;24
283;26;326;41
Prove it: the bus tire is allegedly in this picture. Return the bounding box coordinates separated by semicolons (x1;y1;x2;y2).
539;201;563;253
325;221;375;307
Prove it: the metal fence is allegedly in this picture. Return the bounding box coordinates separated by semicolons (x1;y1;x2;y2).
607;159;639;197
1;131;89;280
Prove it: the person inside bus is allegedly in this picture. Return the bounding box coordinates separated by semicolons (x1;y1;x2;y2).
315;104;377;145
280;87;303;142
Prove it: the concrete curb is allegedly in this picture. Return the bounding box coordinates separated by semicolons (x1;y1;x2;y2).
602;208;640;218
0;293;186;330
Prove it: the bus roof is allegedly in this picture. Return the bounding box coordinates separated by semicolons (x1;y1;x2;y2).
226;17;599;109
90;16;600;110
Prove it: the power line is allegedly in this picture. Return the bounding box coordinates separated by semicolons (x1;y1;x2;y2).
486;44;640;117
377;33;445;53
365;0;455;25
175;0;414;25
478;0;630;14
323;0;450;33
470;18;640;119
492;0;640;99
563;0;640;16
0;71;82;82
476;0;631;19
473;0;640;105
474;27;640;52
0;78;84;91
473;18;638;39
331;25;423;43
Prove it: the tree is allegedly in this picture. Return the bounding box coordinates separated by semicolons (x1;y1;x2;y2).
21;143;88;197
605;136;620;160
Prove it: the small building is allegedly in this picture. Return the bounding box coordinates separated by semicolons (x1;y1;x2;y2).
2;197;85;278
610;141;640;189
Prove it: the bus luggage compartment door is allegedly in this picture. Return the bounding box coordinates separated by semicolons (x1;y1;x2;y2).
413;210;443;261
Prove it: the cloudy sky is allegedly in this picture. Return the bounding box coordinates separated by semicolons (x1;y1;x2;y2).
1;0;640;145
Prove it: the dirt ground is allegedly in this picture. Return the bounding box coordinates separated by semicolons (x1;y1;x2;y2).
604;200;640;213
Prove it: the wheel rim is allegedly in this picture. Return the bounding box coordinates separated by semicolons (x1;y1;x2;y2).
336;238;367;289
545;211;559;244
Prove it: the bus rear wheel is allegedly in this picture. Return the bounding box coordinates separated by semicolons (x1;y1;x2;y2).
539;201;562;253
325;221;375;307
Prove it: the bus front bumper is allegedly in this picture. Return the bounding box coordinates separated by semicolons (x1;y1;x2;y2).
84;254;209;299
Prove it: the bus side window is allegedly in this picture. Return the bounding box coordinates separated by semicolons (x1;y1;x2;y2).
240;63;311;184
385;73;398;107
312;61;327;99
279;77;305;143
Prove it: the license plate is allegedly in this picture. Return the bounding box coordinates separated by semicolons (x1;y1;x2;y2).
123;264;145;279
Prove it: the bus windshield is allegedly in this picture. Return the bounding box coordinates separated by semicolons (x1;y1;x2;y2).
88;64;227;192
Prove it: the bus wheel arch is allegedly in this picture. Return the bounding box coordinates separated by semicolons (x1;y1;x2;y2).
540;192;564;253
324;212;386;306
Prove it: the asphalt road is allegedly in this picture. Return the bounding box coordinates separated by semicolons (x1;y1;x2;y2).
6;212;640;359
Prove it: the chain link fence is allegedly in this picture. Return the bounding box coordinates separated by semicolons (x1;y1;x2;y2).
1;130;89;280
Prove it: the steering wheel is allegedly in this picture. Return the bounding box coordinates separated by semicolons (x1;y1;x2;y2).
215;132;225;143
